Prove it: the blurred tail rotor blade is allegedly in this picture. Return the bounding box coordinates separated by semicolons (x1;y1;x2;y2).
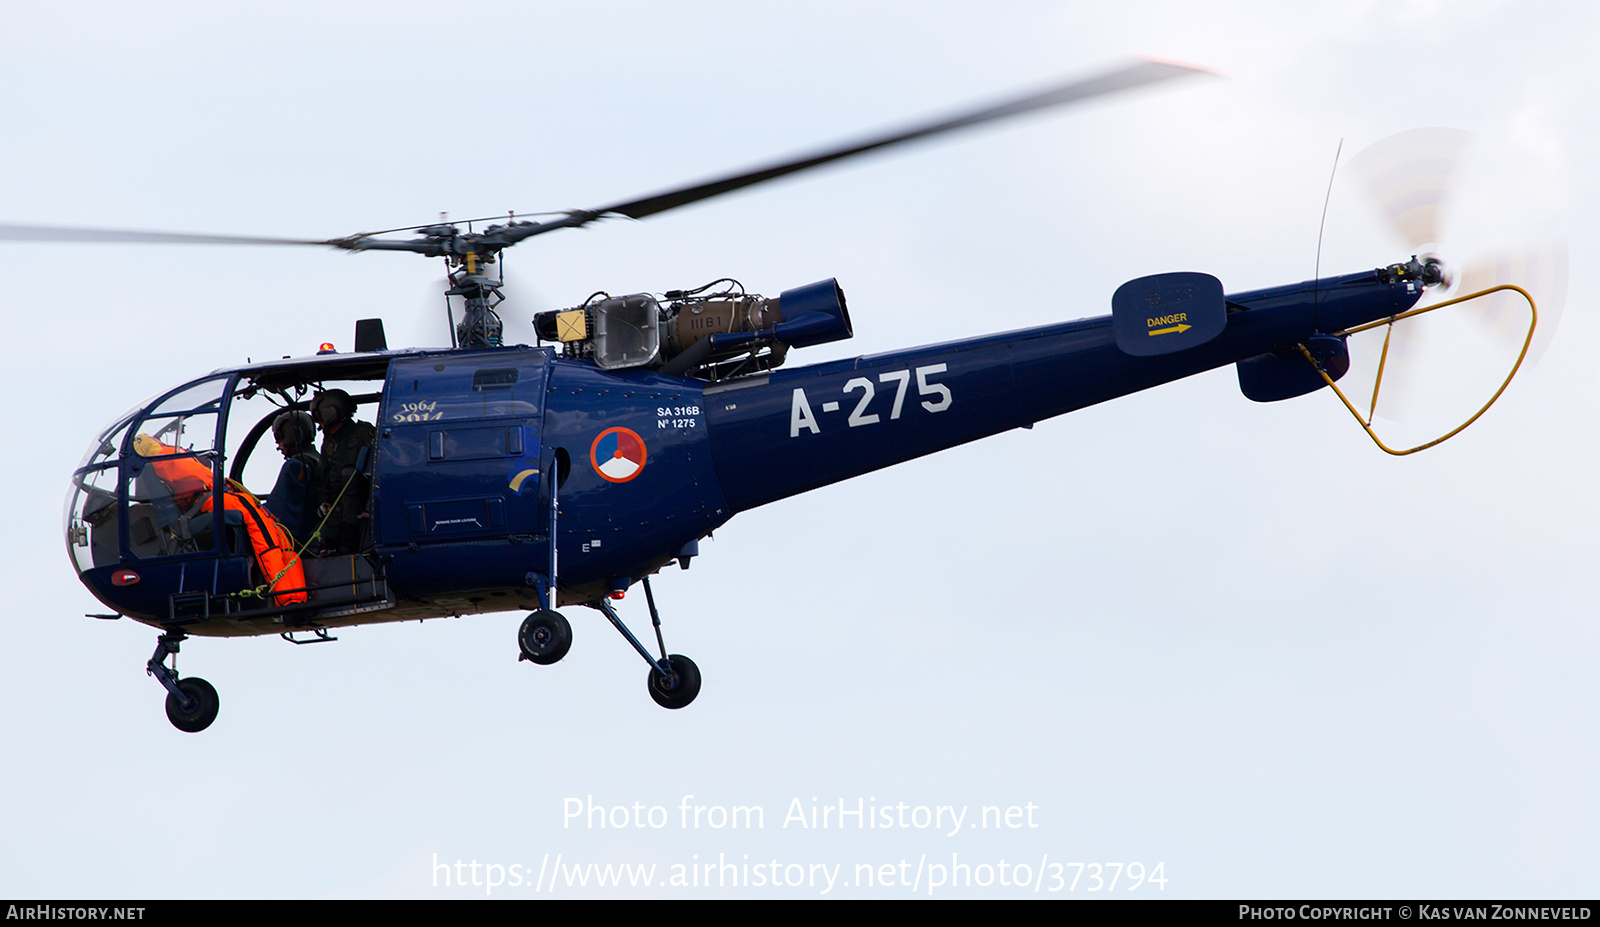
1366;242;1567;424
1342;129;1564;425
1347;128;1473;251
1344;128;1468;422
1451;242;1568;366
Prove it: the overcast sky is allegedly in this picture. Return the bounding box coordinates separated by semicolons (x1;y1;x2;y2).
3;1;1597;899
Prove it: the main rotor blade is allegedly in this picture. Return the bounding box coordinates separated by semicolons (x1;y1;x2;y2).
586;58;1212;225
3;60;1210;254
0;223;336;247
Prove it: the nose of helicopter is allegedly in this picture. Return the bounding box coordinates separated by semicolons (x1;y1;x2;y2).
66;446;199;625
66;410;135;579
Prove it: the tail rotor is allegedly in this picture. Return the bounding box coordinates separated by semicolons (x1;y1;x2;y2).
1344;128;1567;423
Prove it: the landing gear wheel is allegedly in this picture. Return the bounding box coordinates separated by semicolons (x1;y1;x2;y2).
647;654;701;709
519;610;572;665
164;677;219;733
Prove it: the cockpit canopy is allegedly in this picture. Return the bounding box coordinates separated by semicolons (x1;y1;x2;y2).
65;353;390;576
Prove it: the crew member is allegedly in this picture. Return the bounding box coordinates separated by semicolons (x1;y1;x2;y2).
310;389;377;554
262;410;323;546
134;433;306;606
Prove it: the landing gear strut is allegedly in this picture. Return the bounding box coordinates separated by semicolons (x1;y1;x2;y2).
148;632;220;733
517;490;700;707
593;576;702;710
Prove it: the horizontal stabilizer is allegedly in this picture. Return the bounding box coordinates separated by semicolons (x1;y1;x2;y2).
1112;272;1226;356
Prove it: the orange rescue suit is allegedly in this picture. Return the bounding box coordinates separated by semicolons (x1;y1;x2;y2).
134;434;307;606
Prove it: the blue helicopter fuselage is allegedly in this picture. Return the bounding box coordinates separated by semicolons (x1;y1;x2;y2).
65;266;1423;635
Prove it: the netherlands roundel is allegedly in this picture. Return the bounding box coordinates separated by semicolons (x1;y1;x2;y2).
590;427;648;483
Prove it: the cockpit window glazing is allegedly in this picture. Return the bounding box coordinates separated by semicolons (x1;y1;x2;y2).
133;412;221;459
65;363;398;574
76;414;134;472
74;385;166;471
224;375;383;493
123;415;224;560
64;376;234;569
150;377;229;418
65;464;119;573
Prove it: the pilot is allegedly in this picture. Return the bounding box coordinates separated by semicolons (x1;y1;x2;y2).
262;410;323;546
310;388;377;554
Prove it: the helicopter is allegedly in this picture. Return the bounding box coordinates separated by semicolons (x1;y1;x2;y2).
46;58;1544;733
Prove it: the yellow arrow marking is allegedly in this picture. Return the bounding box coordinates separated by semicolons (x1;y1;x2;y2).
509;469;540;493
1148;323;1192;337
